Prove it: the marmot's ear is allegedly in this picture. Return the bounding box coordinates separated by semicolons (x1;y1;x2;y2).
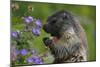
62;12;73;21
62;12;69;19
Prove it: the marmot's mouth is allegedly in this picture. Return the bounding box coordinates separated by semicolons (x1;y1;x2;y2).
52;37;59;43
50;35;61;43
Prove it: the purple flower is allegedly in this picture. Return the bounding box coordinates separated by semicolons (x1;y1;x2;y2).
35;19;42;28
32;28;40;36
39;61;44;64
32;56;43;64
26;57;33;63
32;56;39;61
11;31;18;38
21;49;27;55
24;16;33;23
28;16;33;21
35;58;43;64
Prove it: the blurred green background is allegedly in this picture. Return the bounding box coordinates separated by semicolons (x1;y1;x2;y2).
11;1;96;63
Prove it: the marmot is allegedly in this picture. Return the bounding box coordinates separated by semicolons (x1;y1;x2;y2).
43;10;88;63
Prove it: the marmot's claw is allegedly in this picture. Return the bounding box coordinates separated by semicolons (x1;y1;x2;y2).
43;37;52;46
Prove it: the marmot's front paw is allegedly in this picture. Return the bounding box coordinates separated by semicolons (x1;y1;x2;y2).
43;37;52;46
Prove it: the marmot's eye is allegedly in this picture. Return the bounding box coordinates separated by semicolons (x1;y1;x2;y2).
50;19;57;24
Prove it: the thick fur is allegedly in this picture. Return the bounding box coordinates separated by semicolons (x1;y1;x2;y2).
43;10;88;63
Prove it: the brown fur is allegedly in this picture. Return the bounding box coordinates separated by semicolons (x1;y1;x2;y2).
43;10;88;63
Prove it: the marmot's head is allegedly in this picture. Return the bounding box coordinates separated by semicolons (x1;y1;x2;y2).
43;10;75;38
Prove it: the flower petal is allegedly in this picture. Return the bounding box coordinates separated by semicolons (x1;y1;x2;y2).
21;49;27;55
35;19;42;28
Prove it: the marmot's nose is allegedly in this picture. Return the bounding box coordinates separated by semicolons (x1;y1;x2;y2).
43;24;49;33
43;24;46;30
